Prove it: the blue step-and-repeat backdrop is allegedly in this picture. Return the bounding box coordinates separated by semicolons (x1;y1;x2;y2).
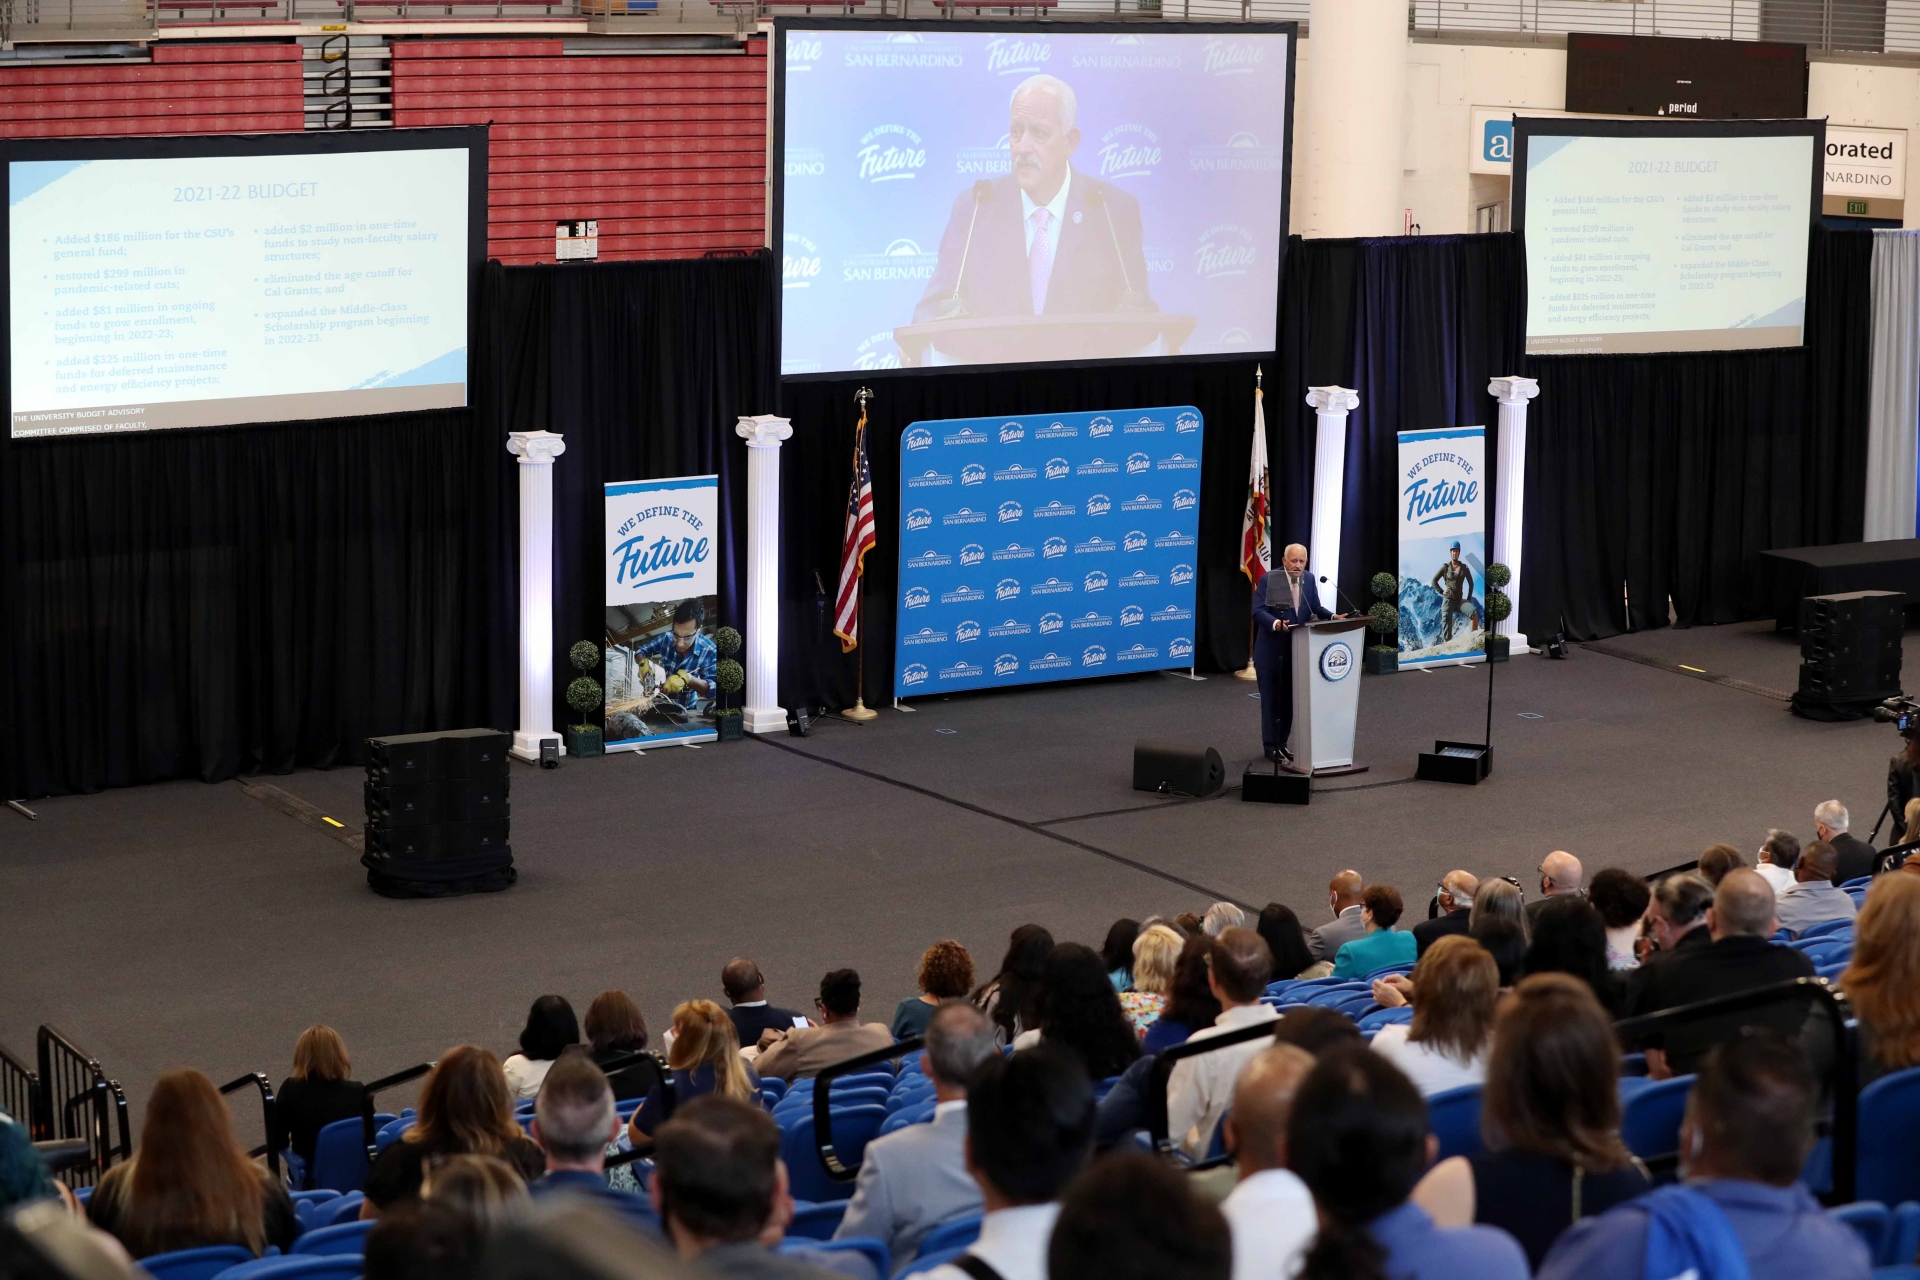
893;406;1204;697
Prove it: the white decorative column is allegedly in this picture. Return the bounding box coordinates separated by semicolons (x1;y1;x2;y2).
1488;376;1540;652
507;430;566;762
1301;0;1408;237
735;414;793;734
1306;386;1359;596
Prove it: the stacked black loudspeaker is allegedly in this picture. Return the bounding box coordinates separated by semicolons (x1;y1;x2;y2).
361;729;515;897
1791;590;1905;721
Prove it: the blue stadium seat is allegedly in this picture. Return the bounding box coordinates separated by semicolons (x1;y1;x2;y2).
1890;1201;1920;1269
308;1114;392;1193
140;1245;256;1280
318;1193;364;1226
917;1214;983;1259
289;1191;342;1232
291;1221;373;1257
780;1107;888;1203
780;1236;888;1280
760;1078;788;1106
897;1052;925;1077
1841;875;1874;891
1357;1006;1412;1032
785;1201;849;1240
879;1100;937;1135
1620;1075;1695;1163
1426;1084;1483;1161
1620;1053;1649;1078
1833;1203;1892;1265
1331;994;1379;1018
374;1117;409;1153
210;1257;363;1280
1801;917;1855;941
1303;984;1369;1009
1364;963;1414;981
1860;1067;1920;1205
1798;940;1852;968
614;1097;643;1120
897;1246;969;1277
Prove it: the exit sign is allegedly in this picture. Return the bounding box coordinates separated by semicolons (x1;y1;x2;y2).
1849;200;1870;215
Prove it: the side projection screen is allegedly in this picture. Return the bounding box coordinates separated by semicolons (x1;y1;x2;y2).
775;22;1295;377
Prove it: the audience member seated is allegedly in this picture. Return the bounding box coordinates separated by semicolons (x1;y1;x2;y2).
1524;851;1584;929
1815;799;1876;885
1412;974;1650;1270
755;969;893;1082
1173;912;1204;935
631;1002;762;1145
0;1111;59;1214
1586;868;1649;972
1902;797;1920;851
420;1153;529;1228
722;959;806;1048
1537;1033;1870;1280
1413;871;1477;958
1140;934;1222;1056
837;1001;996;1264
1841;871;1920;1086
972;925;1055;1046
1624;870;1815;1078
1099;919;1140;991
1254;903;1315;983
1470;877;1527;941
1635;871;1714;969
1013;944;1140;1080
1306;870;1366;964
1471;916;1526;990
891;941;975;1041
1201;902;1247;937
1754;829;1801;897
364;1201;487;1280
87;1068;297;1258
1772;840;1857;937
366;1046;546;1212
649;1096;840;1280
1118;924;1182;1038
1367;935;1495;1096
584;990;665;1103
529;1052;659;1232
1219;1044;1318;1280
270;1024;365;1168
1047;1152;1230;1280
1696;844;1748;886
1288;1046;1528;1280
1520;896;1622;1014
1168;928;1278;1157
1331;885;1415;979
503;995;581;1100
920;1049;1095;1280
1270;1006;1363;1056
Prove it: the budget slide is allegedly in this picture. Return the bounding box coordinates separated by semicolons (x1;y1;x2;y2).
1514;118;1821;356
7;129;484;438
776;22;1294;378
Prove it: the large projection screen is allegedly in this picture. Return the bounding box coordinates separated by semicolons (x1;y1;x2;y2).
1513;118;1822;356
774;21;1295;379
7;128;486;438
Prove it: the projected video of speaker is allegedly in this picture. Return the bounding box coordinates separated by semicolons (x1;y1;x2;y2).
8;130;482;438
1514;118;1821;356
776;24;1294;377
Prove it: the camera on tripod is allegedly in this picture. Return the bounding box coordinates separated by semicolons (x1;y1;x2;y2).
1872;695;1920;738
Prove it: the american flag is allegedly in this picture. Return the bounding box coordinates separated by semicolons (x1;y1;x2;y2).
833;404;878;652
1240;382;1271;583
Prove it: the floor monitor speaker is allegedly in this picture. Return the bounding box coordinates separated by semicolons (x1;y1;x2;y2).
1132;741;1225;798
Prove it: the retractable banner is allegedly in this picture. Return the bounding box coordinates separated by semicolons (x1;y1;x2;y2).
893;406;1203;697
603;476;721;751
1396;427;1487;670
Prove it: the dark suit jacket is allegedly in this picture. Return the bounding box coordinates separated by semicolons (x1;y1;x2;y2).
1829;832;1876;886
1621;934;1816;1074
1413;907;1471;957
728;1002;804;1048
1251;570;1332;667
913;170;1154;323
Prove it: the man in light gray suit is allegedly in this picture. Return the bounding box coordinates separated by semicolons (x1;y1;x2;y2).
835;1000;997;1265
1306;870;1367;964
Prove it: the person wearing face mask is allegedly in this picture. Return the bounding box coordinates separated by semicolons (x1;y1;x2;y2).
1251;542;1336;765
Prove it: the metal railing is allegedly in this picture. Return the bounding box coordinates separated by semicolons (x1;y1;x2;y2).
1410;0;1914;55
0;1041;39;1137
36;1026;131;1188
218;1071;281;1179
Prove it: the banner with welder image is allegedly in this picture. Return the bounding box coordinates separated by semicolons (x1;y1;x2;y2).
604;476;720;751
893;406;1202;697
1397;427;1487;670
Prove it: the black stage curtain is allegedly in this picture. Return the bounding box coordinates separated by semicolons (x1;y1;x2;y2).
1522;227;1875;640
0;407;513;798
482;254;778;733
777;232;1525;713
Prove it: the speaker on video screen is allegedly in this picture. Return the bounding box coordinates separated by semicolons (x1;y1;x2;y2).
1132;741;1226;798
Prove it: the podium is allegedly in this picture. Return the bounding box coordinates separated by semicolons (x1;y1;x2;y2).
1290;617;1370;776
892;313;1198;368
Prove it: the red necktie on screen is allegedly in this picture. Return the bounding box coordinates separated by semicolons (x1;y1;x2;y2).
1028;208;1054;315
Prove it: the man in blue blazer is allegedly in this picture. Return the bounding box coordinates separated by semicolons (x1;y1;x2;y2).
1253;543;1334;764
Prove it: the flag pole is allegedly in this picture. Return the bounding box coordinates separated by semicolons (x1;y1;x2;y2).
842;385;879;722
1236;365;1263;682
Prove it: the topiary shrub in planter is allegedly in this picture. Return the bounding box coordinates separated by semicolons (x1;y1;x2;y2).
565;641;604;757
714;627;745;742
1364;571;1399;674
1485;563;1513;662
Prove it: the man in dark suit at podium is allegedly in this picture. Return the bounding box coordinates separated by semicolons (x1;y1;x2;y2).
1253;544;1334;765
913;73;1155;326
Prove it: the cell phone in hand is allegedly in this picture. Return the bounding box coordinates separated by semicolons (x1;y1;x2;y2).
792;1015;809;1029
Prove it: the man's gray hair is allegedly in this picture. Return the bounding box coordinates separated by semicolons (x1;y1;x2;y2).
1815;800;1849;832
1202;902;1248;937
1011;73;1077;131
923;999;996;1090
1763;829;1801;871
534;1052;616;1164
1652;872;1715;928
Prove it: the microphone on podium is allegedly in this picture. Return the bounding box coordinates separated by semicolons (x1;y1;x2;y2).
928;180;992;322
1084;186;1154;313
1320;574;1366;618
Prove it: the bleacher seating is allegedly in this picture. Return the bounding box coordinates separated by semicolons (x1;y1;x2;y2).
1858;1067;1920;1204
1619;1075;1695;1165
778;1236;888;1280
210;1258;361;1280
1426;1084;1483;1161
141;1246;257;1280
785;1201;848;1240
308;1115;393;1193
290;1221;373;1257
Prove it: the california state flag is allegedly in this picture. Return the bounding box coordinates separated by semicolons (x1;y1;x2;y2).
1240;384;1271;583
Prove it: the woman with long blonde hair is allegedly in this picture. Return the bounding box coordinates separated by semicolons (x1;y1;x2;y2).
1843;873;1920;1086
628;999;760;1143
87;1069;297;1258
364;1046;545;1212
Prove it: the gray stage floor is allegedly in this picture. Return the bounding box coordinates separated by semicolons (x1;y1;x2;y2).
2;626;1906;1147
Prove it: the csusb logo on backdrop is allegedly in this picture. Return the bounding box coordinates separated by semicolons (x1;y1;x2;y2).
1098;125;1162;181
906;508;933;531
783;233;822;290
956;133;1013;178
961;463;987;486
994;653;1021;677
984;35;1049;75
611;503;712;591
855;125;927;183
784;33;823;69
1202;36;1265;76
902;662;929;687
843;32;963;69
904;427;933;451
854;332;901;371
785;149;826;178
1196;224;1258;279
1176;411;1200;433
1071;32;1181;71
1189;132;1285;173
1404;449;1479;525
843;240;937;285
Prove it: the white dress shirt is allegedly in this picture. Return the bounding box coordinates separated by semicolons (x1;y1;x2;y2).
1221;1168;1317;1280
1605;924;1640;971
921;1203;1061;1280
500;1054;553;1101
1755;861;1797;896
1166;1003;1282;1158
1368;1023;1485;1097
1019;170;1071;263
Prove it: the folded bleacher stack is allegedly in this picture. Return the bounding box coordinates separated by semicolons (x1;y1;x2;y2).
361;729;515;898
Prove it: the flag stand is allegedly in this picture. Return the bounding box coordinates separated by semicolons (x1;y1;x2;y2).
1237;365;1267;682
840;385;879;723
